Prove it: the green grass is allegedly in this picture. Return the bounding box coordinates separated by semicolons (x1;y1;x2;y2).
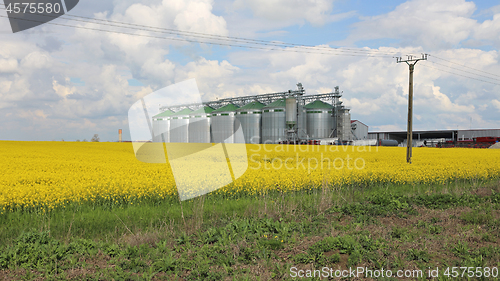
0;178;500;280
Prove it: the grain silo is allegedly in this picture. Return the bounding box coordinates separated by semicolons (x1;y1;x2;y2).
305;100;333;139
188;106;214;143
297;105;308;139
236;101;264;144
336;108;352;141
152;109;174;143
211;104;239;143
169;108;192;143
262;99;286;144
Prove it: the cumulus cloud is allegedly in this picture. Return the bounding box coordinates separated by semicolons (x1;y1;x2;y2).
415;84;475;113
492;100;500;111
341;0;477;50
0;0;499;141
233;0;335;26
343;98;380;115
474;14;500;48
0;58;18;73
0;0;231;140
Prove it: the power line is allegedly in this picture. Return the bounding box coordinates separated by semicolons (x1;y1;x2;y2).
429;54;500;79
0;14;399;58
420;64;500;86
0;6;397;57
427;60;500;82
2;5;500;85
60;12;395;56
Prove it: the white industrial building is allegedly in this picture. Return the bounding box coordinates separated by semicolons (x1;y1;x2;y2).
351;120;368;140
368;129;500;145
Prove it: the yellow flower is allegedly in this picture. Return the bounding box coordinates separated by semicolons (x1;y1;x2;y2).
0;142;499;212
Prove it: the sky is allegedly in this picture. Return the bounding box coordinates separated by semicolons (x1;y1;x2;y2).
0;0;499;141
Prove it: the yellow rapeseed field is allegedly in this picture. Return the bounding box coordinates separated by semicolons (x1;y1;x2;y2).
1;141;499;212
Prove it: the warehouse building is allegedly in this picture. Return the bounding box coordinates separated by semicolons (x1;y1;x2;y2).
368;129;500;146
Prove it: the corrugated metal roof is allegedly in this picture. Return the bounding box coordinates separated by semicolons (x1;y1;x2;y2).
171;108;193;116
238;101;265;110
305;100;333;109
152;110;175;118
190;106;214;115
264;99;285;108
213;103;239;112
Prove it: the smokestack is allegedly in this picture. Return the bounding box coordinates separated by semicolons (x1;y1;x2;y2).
118;129;122;142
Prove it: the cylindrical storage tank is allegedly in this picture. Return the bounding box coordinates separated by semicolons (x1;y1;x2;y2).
236;101;264;144
152;109;174;142
188;106;214;143
262;99;286;144
305;100;334;139
169;108;192;143
285;97;297;127
380;139;398;146
211;104;239;143
298;104;308;139
342;109;352;141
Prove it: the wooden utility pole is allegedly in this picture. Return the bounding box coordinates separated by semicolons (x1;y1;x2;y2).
397;54;427;164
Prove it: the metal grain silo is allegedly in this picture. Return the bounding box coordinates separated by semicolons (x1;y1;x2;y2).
236;101;264;144
211;104;239;143
262;99;286;144
169;108;192;143
188;106;214;143
305;100;334;139
285;97;297;127
152;109;174;143
336;108;352;141
298;104;308;139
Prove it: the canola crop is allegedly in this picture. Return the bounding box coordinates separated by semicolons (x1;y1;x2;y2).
1;141;499;212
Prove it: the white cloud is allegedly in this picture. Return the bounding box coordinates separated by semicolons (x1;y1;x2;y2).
233;0;335;26
0;58;18;73
343;98;380;115
416;85;475;113
341;0;477;50
0;0;499;141
115;0;228;36
20;52;53;69
17;109;48;120
53;80;77;98
492;99;500;111
474;14;500;48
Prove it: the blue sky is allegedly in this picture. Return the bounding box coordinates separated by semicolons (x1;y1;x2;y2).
0;0;499;141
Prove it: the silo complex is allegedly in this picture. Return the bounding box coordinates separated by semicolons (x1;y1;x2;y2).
262;99;286;144
152;110;174;143
211;104;239;143
154;84;353;144
169;108;192;143
305;100;334;139
236;101;264;144
189;106;214;143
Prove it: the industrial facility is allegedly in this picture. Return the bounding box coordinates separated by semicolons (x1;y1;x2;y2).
369;129;500;148
152;83;368;144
